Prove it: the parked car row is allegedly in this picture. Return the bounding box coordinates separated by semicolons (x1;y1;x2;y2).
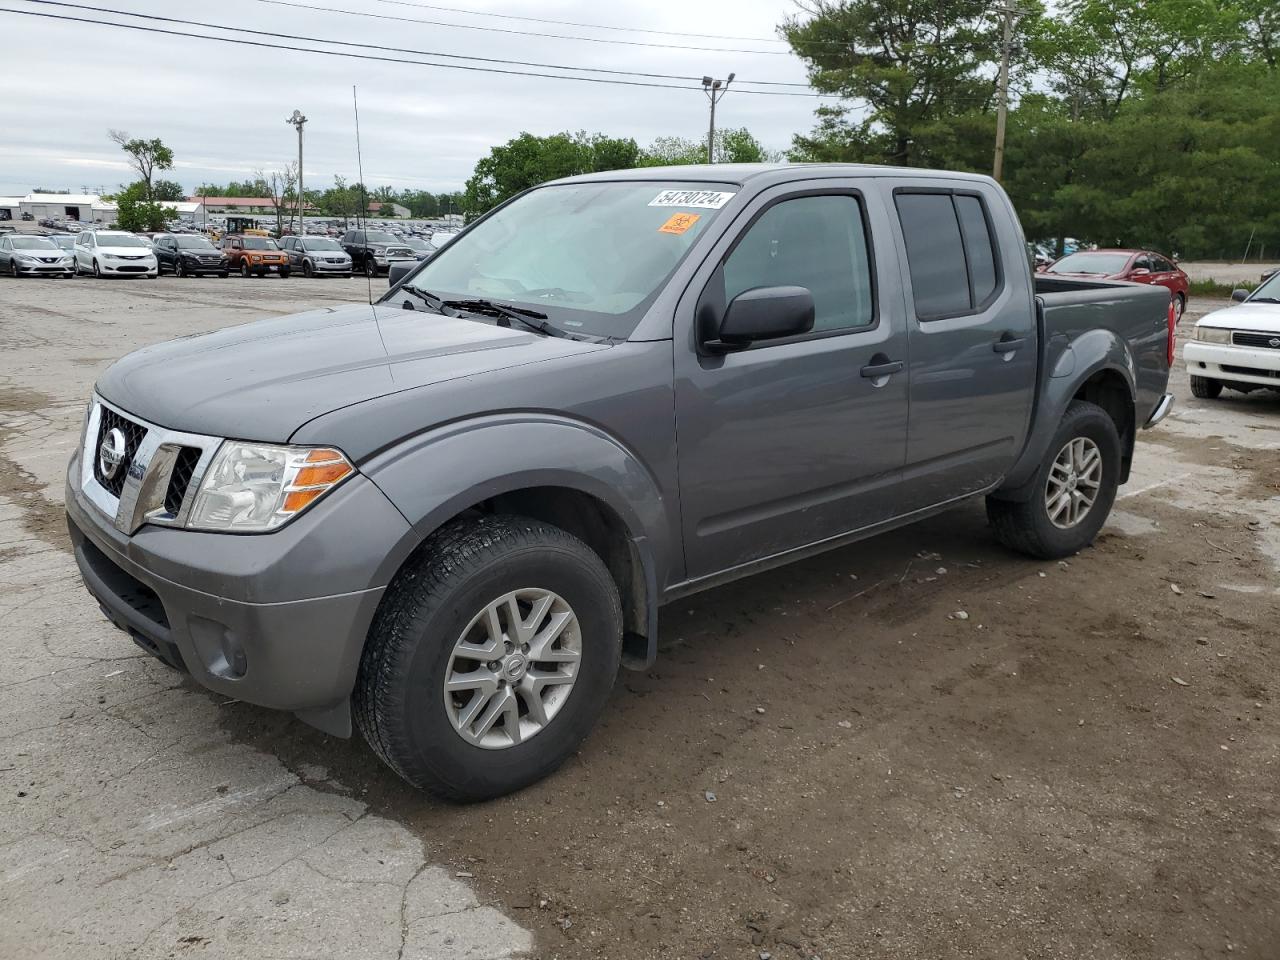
2;227;427;280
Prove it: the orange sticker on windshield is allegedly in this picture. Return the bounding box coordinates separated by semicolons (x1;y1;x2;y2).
659;212;700;235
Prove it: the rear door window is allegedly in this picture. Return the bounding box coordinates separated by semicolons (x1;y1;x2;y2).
895;190;1002;320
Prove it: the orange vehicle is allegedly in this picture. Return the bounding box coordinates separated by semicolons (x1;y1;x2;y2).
220;233;291;278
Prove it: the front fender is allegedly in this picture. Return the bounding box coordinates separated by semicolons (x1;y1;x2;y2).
998;328;1137;496
360;413;672;591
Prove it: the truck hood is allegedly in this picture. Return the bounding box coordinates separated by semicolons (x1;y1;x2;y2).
95;302;608;445
1198;300;1280;333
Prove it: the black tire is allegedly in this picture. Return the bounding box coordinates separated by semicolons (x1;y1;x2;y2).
279;268;291;278
364;257;377;278
354;514;623;802
176;259;187;277
303;259;314;278
240;260;251;278
1190;375;1223;399
92;259;101;279
1173;293;1186;324
986;399;1121;560
8;261;17;278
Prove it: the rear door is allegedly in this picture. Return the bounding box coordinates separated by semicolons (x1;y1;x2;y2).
890;182;1037;508
674;182;909;580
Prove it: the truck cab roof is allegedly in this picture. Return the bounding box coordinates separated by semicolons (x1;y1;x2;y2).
553;162;997;189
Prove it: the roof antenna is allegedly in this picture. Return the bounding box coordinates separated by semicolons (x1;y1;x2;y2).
353;84;372;307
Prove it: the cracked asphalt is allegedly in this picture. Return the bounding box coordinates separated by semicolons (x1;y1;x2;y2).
2;273;1278;959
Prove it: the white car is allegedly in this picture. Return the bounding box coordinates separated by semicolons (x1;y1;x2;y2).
75;230;158;279
1184;273;1280;398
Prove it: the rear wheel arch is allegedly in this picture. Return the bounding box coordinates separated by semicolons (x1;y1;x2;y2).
1072;368;1135;482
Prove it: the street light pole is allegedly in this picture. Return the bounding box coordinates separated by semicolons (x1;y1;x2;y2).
702;73;735;163
287;109;307;232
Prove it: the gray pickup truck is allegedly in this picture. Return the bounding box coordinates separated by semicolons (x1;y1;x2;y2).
66;164;1174;800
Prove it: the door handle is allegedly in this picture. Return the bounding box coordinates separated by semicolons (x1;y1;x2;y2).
860;359;904;379
993;336;1027;354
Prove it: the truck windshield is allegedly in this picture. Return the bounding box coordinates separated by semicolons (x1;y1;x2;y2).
395;181;737;339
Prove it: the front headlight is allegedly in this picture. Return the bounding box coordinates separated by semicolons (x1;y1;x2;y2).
1194;326;1231;344
16;255;35;263
187;443;354;532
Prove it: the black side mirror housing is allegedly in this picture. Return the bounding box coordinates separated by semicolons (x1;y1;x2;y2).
1231;288;1250;303
706;285;815;352
388;261;415;288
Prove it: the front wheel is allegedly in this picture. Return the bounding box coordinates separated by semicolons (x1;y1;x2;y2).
279;268;291;278
364;258;377;278
354;514;623;802
8;260;17;278
240;261;251;278
1173;293;1185;324
303;259;314;278
1190;375;1223;399
92;259;102;279
987;400;1121;560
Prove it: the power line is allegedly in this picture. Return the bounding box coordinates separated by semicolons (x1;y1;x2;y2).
368;0;794;45
0;5;838;96
21;0;812;87
253;0;796;56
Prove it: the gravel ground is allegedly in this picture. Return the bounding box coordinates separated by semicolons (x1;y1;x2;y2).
1;275;1277;960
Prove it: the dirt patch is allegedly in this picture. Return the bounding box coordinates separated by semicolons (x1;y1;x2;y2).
216;484;1280;959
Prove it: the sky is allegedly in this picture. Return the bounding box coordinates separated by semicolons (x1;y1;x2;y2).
0;0;827;196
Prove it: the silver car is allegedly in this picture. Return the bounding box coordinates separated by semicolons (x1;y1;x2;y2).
282;236;353;278
0;234;75;277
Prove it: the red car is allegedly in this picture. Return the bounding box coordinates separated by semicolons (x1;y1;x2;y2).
1043;249;1190;322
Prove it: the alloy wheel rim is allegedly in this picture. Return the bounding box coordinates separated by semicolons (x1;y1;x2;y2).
1045;436;1102;529
443;587;581;750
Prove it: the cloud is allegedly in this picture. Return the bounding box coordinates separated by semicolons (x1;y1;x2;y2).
0;0;819;194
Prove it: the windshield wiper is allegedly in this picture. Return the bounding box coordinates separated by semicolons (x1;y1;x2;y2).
442;298;570;338
399;284;453;315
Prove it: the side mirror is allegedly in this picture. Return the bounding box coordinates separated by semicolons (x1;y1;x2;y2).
387;261;415;288
706;286;815;352
1231;288;1250;303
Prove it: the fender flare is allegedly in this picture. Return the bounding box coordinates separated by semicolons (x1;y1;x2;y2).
996;328;1137;499
361;413;670;666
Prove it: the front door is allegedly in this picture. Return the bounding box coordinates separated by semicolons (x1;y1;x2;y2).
674;185;910;581
890;183;1037;507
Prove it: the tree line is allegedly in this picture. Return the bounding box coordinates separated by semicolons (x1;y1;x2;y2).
783;0;1279;260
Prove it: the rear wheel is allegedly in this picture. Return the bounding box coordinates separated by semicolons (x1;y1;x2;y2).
354;514;623;801
1190;375;1223;399
987;400;1121;560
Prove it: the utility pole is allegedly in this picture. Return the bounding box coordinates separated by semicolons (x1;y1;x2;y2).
286;109;307;232
992;5;1017;182
702;73;735;163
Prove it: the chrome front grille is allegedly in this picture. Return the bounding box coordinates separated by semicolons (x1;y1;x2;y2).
80;396;221;535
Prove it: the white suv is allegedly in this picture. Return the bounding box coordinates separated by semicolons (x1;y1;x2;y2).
75;231;158;279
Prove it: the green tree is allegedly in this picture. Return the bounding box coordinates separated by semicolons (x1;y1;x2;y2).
107;130;175;200
782;0;1015;166
152;179;185;202
110;181;176;232
463;132;638;217
638;128;777;165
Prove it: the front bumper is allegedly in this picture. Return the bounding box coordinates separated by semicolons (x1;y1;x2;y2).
65;453;416;736
308;259;353;273
1184;341;1280;387
96;259;156;275
182;257;229;273
14;260;74;275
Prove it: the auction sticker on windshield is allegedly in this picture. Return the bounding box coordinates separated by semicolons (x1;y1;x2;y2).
658;213;701;235
649;190;735;209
